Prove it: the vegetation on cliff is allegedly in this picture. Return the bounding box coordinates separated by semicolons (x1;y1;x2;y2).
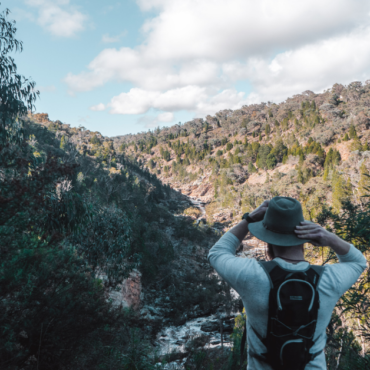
0;7;232;369
114;80;370;226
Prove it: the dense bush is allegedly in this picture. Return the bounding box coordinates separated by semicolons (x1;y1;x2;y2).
314;199;370;368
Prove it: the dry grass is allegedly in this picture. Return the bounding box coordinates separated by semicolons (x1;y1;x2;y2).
184;207;202;218
205;202;220;222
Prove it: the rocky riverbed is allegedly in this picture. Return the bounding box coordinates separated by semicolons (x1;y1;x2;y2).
156;313;236;354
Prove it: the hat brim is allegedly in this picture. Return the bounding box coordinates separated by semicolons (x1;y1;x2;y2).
248;220;311;247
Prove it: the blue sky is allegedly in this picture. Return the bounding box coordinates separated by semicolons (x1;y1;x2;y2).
4;0;168;136
3;0;370;137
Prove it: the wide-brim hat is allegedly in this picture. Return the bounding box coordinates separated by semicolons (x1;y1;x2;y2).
248;196;311;247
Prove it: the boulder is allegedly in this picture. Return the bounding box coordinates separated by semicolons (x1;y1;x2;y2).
201;320;219;332
108;269;142;309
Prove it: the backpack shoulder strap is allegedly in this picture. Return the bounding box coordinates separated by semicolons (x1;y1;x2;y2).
258;260;278;289
240;261;278;357
309;265;325;287
309;264;325;276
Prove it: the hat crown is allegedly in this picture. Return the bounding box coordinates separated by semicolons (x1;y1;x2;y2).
263;197;304;233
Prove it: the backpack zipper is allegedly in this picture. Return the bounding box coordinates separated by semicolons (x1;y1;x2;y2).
280;339;304;363
277;279;315;311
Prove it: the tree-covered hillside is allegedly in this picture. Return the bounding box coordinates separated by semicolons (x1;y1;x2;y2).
113;83;370;225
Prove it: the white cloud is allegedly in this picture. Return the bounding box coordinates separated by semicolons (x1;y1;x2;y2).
107;86;206;115
90;103;106;111
64;50;221;92
65;0;370;119
25;0;87;37
138;0;369;61
240;26;370;103
157;112;174;122
101;31;127;43
106;86;251;116
136;112;175;128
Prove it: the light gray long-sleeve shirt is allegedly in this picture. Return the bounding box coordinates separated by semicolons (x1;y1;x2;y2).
208;232;367;370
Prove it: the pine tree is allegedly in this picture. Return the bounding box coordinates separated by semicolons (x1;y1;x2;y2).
324;148;341;168
214;180;219;198
228;153;234;166
358;161;370;200
265;172;270;183
363;141;370;151
226;142;233;151
259;132;262;141
90;134;100;145
148;159;154;169
297;168;304;183
241;118;249;128
332;171;349;211
351;137;362;151
333;149;341;165
316;147;325;165
220;171;228;190
323;166;329;181
60;135;67;150
349;124;357;139
343;133;349;141
248;161;257;173
265;124;271;136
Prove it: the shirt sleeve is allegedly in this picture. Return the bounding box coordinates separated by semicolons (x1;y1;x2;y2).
207;231;260;292
324;244;367;296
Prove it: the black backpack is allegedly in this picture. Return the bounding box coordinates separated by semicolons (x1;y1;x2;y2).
240;260;325;370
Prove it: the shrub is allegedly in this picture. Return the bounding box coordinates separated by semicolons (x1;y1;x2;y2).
90;134;101;145
0;244;126;369
248;162;257;173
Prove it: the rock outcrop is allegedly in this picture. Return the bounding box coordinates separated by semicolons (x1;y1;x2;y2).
109;269;142;309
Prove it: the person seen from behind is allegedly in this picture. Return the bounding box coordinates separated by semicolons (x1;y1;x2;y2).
208;196;367;370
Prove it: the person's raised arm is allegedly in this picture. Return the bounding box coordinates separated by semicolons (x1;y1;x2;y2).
229;200;270;242
207;200;270;291
294;221;350;255
295;221;367;294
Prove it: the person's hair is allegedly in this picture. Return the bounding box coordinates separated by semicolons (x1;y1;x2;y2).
266;243;275;260
265;243;304;261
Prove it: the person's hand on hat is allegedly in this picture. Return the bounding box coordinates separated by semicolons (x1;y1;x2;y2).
249;199;270;222
295;221;351;254
295;221;338;246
